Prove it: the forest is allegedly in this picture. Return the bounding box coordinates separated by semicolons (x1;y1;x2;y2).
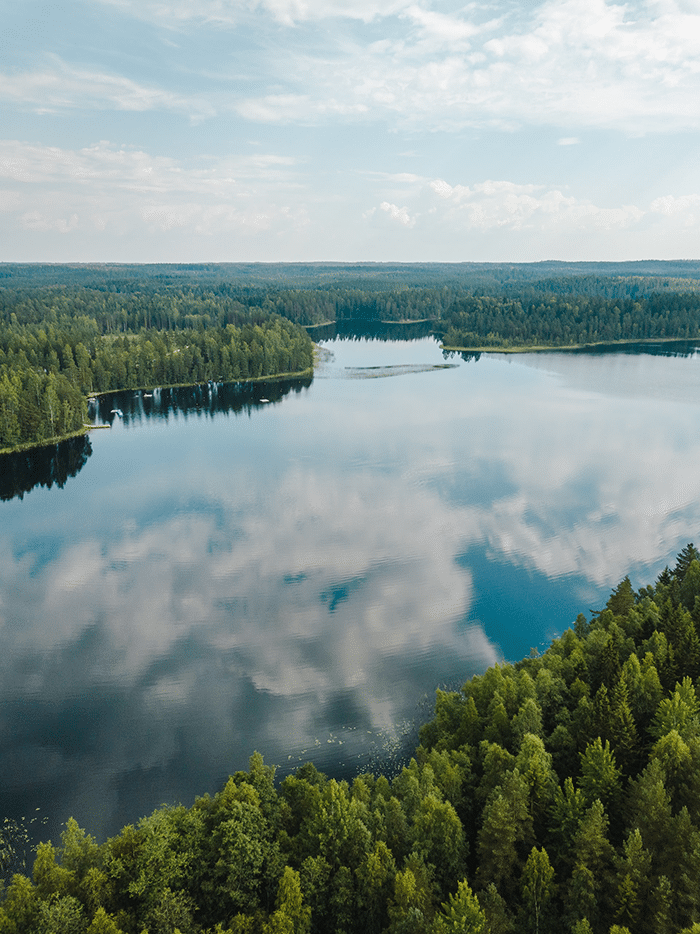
2;546;700;934
435;291;700;349
0;286;314;451
3;263;700;451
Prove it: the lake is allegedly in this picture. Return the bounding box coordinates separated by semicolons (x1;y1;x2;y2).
2;328;700;848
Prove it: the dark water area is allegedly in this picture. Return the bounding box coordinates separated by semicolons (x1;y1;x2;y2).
0;436;93;503
92;374;313;428
2;328;700;850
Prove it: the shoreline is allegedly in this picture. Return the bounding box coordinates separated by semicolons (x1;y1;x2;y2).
304;318;435;328
0;367;314;456
84;366;313;399
440;334;700;353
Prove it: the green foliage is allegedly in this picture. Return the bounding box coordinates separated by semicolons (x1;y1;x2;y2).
520;847;555;934
613;829;651;931
433;880;486;934
578;738;622;810
263;867;310;934
4;268;700;450
436;290;700;350
5;545;700;932
606;577;636;618
0;287;313;451
85;907;124;934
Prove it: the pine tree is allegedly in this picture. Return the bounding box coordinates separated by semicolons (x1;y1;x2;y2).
613;829;651;931
478;883;513;934
579;738;622;811
674;544;700;582
477;770;533;899
565;800;614;932
548;777;585;875
606;576;635;617
433;880;487;934
519;847;556;934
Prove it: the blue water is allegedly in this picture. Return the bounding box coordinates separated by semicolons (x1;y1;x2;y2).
1;333;700;845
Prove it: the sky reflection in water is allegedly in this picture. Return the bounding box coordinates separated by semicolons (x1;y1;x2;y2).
1;336;700;842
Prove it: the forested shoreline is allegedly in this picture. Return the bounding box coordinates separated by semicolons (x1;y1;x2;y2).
435;292;700;351
0;286;314;452
2;547;700;934
3;266;700;451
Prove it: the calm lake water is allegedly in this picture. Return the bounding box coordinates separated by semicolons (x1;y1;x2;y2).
2;328;700;847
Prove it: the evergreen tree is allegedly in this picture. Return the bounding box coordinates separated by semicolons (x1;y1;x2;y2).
578;739;622;812
674;545;700;581
433;880;487;934
613;829;651;931
519;847;555;934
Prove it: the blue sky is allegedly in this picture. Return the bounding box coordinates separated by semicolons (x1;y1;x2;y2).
2;0;700;262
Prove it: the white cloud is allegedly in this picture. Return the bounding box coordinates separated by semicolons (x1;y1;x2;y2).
380;200;415;227
0;189;22;212
93;0;412;26
3;135;700;257
21;211;79;233
651;193;700;222
211;0;700;133
0;56;214;121
423;177;645;231
6;2;700;135
0;140;299;191
0;139;308;239
235;94;369;123
401;4;487;46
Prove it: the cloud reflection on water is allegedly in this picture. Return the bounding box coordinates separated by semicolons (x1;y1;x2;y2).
0;465;495;840
2;340;700;842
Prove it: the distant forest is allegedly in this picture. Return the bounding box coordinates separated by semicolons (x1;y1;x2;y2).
2;261;700;452
2;546;700;934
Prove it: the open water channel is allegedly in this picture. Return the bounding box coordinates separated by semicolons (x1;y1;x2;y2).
2;326;700;847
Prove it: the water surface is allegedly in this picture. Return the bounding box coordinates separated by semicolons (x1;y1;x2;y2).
2;332;700;844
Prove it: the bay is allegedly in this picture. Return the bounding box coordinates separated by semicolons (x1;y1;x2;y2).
1;330;700;846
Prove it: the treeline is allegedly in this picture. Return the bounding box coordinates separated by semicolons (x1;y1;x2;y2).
436;291;700;349
4;275;700;334
0;286;307;333
4;271;700;449
3;548;700;933
4;261;700;291
0;287;313;450
503;275;700;302
5;271;700;332
0;282;481;329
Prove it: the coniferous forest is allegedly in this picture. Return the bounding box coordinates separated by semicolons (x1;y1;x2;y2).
0;287;314;451
3;262;700;451
2;547;700;934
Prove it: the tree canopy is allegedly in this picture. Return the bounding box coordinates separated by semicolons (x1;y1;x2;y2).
3;546;700;933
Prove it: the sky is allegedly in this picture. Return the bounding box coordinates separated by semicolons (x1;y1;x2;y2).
2;0;700;263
